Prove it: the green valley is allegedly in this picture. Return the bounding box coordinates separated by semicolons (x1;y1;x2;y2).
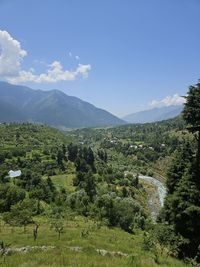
0;115;195;267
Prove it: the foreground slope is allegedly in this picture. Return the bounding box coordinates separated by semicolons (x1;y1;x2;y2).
0;218;189;267
0;81;124;128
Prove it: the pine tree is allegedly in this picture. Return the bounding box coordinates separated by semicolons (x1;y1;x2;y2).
183;81;200;175
67;143;78;162
162;80;200;261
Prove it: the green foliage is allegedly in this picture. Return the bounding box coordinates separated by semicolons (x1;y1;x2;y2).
127;254;142;267
142;224;184;264
0;118;192;266
49;207;65;239
161;80;200;262
67;143;78;162
50;219;64;240
3;198;36;229
162;143;200;259
67;189;90;216
166;140;194;194
95;193;145;232
142;231;155;251
0;184;26;212
183;82;200;127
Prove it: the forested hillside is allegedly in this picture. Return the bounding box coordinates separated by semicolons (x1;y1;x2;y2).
0;123;148;230
69;116;189;181
0;82;125;128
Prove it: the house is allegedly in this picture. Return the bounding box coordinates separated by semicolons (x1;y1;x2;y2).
8;170;22;178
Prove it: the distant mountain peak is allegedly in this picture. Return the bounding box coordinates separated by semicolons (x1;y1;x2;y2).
123;105;183;124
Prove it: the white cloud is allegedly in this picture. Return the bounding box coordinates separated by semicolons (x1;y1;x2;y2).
149;94;185;108
8;61;91;84
75;55;80;60
75;64;90;78
0;30;27;77
0;30;91;84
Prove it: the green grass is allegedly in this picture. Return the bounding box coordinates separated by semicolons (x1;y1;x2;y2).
0;217;188;267
50;174;75;192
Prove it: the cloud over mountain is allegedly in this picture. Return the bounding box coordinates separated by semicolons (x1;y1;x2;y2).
0;30;27;78
149;94;185;108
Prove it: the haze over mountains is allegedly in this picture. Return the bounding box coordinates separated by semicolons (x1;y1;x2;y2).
0;81;183;128
0;82;124;128
123;105;183;123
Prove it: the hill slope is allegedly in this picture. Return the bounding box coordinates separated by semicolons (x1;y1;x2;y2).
0;122;190;267
0;81;124;128
123;105;183;123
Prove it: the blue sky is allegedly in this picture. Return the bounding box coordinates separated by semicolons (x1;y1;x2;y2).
0;0;200;117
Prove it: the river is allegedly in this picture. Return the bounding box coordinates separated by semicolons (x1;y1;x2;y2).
139;175;167;222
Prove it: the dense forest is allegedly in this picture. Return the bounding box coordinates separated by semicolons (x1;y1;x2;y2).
0;123;147;233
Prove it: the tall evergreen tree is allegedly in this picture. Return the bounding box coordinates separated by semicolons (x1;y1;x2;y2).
183;81;200;175
67;143;78;162
162;80;200;261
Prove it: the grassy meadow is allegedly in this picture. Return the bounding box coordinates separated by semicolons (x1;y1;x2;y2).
0;217;188;267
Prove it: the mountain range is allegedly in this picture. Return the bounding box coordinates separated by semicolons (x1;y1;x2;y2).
0;81;124;128
123;105;183;123
0;81;183;128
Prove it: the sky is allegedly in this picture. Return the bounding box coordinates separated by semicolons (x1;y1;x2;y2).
0;0;200;117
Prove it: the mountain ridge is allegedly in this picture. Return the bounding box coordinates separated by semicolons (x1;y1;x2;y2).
123;105;183;123
0;81;125;128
